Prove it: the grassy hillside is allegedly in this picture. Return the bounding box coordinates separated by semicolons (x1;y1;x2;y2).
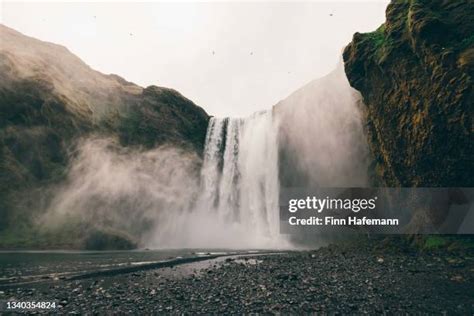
0;25;209;249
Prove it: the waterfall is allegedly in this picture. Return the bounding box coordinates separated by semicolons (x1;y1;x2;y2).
148;63;368;249
196;111;284;247
199;118;227;209
148;110;288;249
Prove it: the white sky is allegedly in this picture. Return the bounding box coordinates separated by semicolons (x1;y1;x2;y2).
1;1;389;117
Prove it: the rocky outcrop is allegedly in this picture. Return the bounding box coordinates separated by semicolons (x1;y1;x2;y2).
0;25;209;248
343;0;473;187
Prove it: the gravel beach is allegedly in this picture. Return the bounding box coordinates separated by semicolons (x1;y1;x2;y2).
2;240;473;314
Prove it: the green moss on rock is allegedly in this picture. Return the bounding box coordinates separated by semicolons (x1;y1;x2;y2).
343;0;473;187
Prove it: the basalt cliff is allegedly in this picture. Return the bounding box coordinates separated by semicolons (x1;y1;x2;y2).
343;0;473;187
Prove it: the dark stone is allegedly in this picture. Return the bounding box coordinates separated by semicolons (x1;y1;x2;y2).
343;0;473;187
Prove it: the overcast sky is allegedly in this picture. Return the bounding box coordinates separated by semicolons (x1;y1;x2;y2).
1;1;389;117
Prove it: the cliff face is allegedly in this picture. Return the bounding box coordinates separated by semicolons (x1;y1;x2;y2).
0;25;209;248
343;0;473;187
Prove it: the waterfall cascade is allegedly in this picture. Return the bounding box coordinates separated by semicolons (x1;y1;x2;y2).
196;111;284;247
148;110;288;249
148;63;368;249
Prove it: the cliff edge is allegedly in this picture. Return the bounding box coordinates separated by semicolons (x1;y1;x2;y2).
343;0;473;187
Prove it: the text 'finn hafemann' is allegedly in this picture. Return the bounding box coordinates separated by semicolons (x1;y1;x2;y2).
287;196;400;226
288;216;399;226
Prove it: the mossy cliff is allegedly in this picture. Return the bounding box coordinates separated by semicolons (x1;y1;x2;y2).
0;25;209;248
343;0;473;187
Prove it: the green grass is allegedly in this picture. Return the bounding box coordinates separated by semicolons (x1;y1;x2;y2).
360;24;394;63
423;236;447;249
364;24;387;50
457;35;474;51
422;236;474;251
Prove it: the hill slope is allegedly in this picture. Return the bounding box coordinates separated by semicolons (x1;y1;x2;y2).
0;25;209;248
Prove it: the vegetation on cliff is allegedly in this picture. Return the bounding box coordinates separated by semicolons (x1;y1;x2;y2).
343;0;473;187
0;25;209;248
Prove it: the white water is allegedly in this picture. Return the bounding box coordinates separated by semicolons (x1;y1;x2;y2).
204;112;281;241
152;111;289;249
